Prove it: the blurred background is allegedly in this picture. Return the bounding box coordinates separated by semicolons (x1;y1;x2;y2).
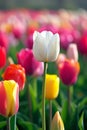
0;0;87;10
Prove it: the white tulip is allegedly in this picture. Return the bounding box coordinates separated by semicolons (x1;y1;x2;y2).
33;31;60;62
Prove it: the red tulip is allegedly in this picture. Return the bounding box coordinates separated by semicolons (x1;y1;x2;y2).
58;59;80;86
17;48;44;76
0;46;6;69
3;64;26;91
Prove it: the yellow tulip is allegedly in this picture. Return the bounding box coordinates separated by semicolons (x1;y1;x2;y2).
45;74;60;99
0;80;19;117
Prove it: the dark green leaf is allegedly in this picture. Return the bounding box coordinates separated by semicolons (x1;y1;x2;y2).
17;118;42;130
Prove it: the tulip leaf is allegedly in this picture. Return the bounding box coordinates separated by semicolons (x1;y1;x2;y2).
17;118;42;130
78;112;84;130
78;98;87;113
0;121;6;128
70;106;79;130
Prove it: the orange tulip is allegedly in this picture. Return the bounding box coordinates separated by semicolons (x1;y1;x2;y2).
3;64;26;90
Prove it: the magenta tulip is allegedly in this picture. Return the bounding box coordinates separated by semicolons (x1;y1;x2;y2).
17;48;44;76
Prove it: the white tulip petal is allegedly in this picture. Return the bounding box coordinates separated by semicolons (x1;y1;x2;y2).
41;31;53;39
33;30;60;62
33;31;40;41
33;33;47;61
48;34;60;61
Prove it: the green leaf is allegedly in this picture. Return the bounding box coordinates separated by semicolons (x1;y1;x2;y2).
17;118;42;130
70;106;79;130
78;112;84;130
0;121;6;128
78;98;87;113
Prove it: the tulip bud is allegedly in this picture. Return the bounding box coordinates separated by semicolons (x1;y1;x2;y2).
51;111;64;130
45;74;60;99
17;48;44;76
0;80;19;117
3;64;26;91
0;46;6;69
33;31;60;62
67;43;78;61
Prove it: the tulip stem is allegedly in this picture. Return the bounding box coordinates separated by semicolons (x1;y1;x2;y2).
49;100;52;130
67;86;71;116
27;83;33;121
10;114;16;130
7;117;11;130
42;62;47;130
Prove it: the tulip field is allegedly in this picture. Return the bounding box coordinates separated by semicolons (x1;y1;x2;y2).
0;9;87;130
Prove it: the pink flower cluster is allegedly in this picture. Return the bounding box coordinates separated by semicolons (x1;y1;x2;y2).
0;9;87;55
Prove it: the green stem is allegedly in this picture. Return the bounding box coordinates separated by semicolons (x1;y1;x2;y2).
7;117;11;130
27;84;33;121
49;100;52;130
10;114;16;130
67;86;71;116
42;62;47;130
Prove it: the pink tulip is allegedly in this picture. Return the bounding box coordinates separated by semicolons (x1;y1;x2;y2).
0;31;8;50
39;24;58;34
12;27;23;39
67;43;78;61
58;28;73;49
17;48;44;76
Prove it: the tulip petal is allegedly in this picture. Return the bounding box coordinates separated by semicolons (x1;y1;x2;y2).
4;80;19;116
51;111;64;130
40;31;53;40
33;32;47;61
48;34;60;61
0;82;7;116
45;74;60;99
33;31;60;62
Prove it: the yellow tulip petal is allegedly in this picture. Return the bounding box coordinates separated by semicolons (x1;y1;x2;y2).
4;80;19;116
45;74;60;99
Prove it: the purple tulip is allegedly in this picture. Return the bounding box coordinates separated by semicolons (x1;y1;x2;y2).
17;48;44;76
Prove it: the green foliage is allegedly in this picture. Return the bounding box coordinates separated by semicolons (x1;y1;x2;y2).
0;42;87;130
